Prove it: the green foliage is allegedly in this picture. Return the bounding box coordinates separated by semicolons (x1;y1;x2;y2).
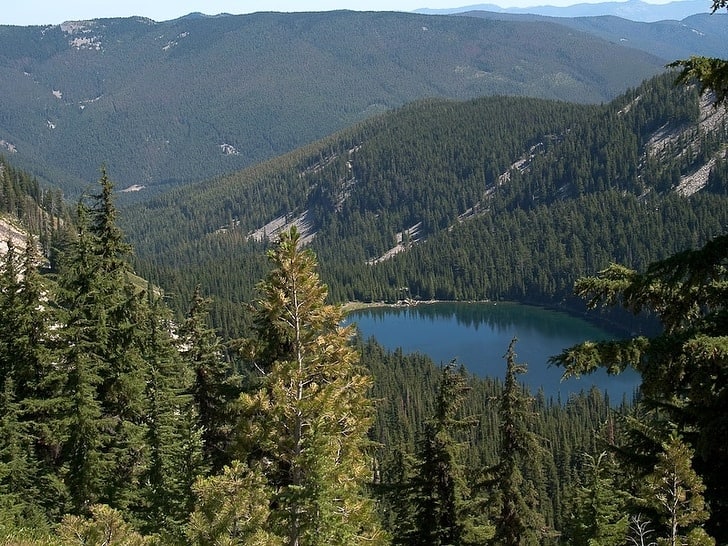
407;362;491;546
233;227;386;545
640;433;711;546
187;461;281;546
563;452;629;546
669;0;728;107
552;234;728;541
0;157;69;262
179;285;238;474
670;56;728;105
487;339;546;546
55;504;152;546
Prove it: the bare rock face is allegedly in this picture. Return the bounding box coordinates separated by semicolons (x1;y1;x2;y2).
0;217;29;257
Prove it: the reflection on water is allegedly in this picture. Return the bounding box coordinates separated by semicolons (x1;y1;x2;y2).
348;302;640;402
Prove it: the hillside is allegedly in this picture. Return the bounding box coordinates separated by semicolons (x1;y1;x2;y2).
0;157;67;259
125;73;728;336
0;11;664;197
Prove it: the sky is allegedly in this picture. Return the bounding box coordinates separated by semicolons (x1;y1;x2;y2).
4;0;682;26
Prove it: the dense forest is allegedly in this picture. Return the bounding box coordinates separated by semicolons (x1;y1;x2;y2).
125;72;728;337
0;161;725;544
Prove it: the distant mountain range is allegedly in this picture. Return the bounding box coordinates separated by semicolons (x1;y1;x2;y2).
463;11;727;60
416;0;716;22
0;11;668;197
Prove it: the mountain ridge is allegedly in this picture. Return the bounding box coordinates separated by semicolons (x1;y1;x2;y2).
0;11;665;197
417;0;714;22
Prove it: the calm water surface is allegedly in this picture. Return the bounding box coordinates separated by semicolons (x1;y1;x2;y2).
348;302;640;402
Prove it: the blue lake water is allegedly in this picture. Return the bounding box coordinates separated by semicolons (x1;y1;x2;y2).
347;302;640;402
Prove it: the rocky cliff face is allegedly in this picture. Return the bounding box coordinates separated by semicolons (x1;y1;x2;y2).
0;217;29;257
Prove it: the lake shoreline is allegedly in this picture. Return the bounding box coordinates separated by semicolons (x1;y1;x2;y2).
340;299;641;339
345;300;641;400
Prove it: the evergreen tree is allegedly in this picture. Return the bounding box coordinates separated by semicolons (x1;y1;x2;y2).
563;452;629;546
56;171;148;514
0;237;65;523
408;361;491;546
640;433;713;546
187;461;281;546
234;227;385;546
179;285;237;473
56;504;152;546
487;338;545;546
551;235;728;541
0;374;45;530
138;292;201;539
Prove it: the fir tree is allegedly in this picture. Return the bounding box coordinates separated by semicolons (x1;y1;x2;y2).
487;338;545;546
56;171;148;514
408;361;491;546
564;451;629;546
139;292;200;539
0;237;65;521
179;285;236;473
235;227;386;546
551;235;728;541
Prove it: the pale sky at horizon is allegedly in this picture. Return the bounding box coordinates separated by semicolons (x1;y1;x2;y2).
4;0;687;26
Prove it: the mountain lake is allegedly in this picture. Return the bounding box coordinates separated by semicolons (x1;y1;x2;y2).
346;301;640;403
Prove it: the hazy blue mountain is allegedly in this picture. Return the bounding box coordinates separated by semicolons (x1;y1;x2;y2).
416;0;713;22
0;11;663;197
461;11;728;59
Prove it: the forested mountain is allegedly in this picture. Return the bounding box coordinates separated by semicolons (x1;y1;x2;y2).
125;72;728;337
0;174;637;542
0;11;665;196
1;65;726;542
0;169;722;542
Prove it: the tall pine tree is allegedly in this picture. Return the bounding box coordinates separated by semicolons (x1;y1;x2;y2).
56;170;148;514
234;227;386;546
487;338;545;546
408;361;491;546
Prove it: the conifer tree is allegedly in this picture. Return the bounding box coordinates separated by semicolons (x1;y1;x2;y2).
235;227;385;546
179;285;236;473
187;461;280;546
551;235;728;541
0;374;44;529
0;237;65;521
564;452;629;546
56;171;148;514
139;292;201;538
408;361;491;546
487;338;544;546
640;433;713;546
